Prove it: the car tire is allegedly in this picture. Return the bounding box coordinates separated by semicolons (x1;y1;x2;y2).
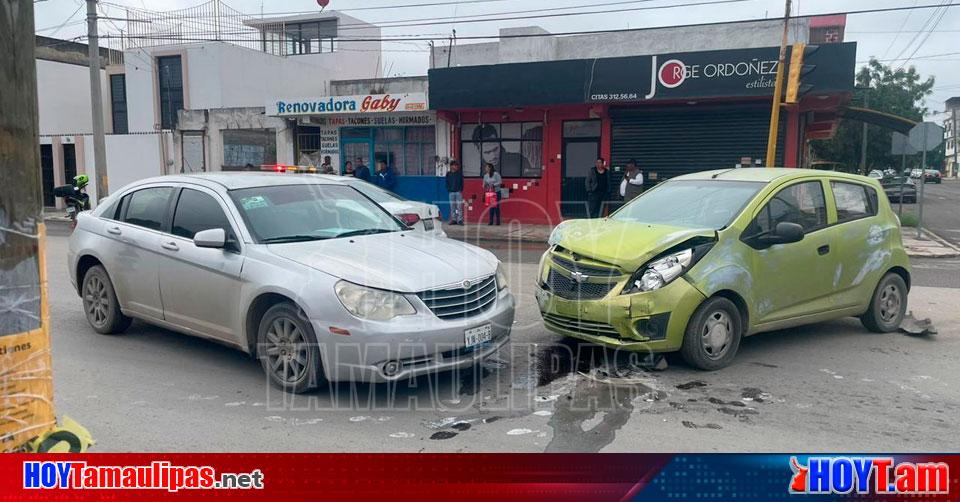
256;302;324;394
680;297;743;371
81;265;132;334
860;273;908;333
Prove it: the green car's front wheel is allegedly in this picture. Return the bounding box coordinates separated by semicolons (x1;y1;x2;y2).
680;296;743;370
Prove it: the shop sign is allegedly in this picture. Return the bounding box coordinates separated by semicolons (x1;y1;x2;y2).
269;93;428;117
299;113;435;126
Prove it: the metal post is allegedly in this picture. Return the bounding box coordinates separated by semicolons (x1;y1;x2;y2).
917;126;927;239
87;0;109;202
953;107;958;178
898;152;905;217
764;0;792;168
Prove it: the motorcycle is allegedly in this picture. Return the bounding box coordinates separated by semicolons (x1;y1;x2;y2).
53;174;91;228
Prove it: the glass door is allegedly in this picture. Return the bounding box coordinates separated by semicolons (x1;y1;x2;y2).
340;127;373;175
561;120;602;218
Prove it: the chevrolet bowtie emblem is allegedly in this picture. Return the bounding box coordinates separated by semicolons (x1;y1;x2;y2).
570;272;589;283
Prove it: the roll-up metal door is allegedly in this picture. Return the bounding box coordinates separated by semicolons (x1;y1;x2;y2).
610;104;785;189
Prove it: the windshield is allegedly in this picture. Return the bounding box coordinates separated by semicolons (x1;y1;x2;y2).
229;184;403;243
343;179;404;204
611;180;764;229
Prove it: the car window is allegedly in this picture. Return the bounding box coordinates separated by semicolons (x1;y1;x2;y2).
832;182;877;223
611;180;764;230
172;188;233;239
750;181;826;235
121;187;173;231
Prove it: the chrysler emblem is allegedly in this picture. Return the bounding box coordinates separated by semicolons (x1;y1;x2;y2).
462;279;473;289
570;272;589;283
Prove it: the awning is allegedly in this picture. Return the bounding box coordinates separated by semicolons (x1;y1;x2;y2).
841;106;918;134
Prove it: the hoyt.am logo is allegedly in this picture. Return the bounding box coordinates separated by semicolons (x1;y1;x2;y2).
789;457;949;495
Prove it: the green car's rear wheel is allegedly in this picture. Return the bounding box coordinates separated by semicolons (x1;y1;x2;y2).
860;272;908;333
680;296;743;370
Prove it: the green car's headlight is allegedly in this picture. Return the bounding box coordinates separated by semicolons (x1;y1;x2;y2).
335;281;416;321
623;240;715;294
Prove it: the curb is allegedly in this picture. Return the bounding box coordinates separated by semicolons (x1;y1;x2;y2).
905;229;960;259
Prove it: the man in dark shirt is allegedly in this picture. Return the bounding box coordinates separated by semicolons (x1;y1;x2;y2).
445;160;464;224
353;157;371;181
585;157;609;218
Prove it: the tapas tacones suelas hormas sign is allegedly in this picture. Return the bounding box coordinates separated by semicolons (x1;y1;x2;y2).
268;93;428;117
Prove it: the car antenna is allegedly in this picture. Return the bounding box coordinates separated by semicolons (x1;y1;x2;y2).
711;169;737;179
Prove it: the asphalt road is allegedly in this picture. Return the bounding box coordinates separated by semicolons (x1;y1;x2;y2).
904;179;960;247
42;228;960;452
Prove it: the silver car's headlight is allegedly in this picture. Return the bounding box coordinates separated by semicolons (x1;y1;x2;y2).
334;281;416;321
496;262;508;290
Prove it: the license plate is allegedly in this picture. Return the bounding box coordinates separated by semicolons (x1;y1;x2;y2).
422;218;435;231
465;324;492;348
66;206;77;215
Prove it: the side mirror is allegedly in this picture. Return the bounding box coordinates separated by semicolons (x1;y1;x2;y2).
193;228;226;249
772;221;804;244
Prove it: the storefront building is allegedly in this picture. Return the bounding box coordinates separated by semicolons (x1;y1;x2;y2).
267;91;453;203
429;42;857;225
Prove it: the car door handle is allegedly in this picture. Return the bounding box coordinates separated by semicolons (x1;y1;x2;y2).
107;226;122;235
161;241;179;251
818;245;830;256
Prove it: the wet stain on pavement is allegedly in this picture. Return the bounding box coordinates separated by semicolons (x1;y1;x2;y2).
451;422;472;431
430;431;458;440
708;397;746;407
482;416;501;424
750;362;779;368
676;380;708;390
717;407;759;422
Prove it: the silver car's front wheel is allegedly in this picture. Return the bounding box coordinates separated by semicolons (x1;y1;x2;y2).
257;303;323;393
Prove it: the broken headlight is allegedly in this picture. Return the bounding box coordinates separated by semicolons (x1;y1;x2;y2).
622;240;715;295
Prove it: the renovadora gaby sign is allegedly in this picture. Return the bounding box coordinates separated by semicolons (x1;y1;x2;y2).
268;93;428;117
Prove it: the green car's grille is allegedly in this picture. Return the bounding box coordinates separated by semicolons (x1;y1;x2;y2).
542;312;620;338
545;270;616;300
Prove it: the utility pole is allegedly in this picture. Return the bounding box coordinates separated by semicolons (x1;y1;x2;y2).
859;88;869;175
764;0;791;168
87;0;109;201
953;107;958;178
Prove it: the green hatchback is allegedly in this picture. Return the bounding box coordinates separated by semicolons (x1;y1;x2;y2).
536;168;910;370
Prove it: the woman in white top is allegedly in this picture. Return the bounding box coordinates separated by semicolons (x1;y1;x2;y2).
482;162;503;226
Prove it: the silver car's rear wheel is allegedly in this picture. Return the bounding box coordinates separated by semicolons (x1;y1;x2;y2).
257;303;323;393
81;265;131;335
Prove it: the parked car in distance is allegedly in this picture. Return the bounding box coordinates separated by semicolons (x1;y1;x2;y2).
923;169;942;184
867;170;884;179
536;168;910;370
880;176;917;203
68;174;514;392
909;168;923;179
315;175;446;236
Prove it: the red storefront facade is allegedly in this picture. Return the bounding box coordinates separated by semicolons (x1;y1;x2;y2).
429;43;857;225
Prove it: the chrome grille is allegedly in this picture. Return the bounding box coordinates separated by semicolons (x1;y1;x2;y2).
542;313;620;338
550;254;620;277
418;275;497;320
545;270;615;300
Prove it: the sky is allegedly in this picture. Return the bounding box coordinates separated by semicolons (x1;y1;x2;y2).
33;0;960;119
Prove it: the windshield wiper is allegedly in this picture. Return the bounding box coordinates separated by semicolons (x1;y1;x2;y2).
261;235;330;243
331;228;397;239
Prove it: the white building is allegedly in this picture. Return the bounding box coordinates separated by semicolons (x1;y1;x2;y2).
945;97;959;178
36;5;383;206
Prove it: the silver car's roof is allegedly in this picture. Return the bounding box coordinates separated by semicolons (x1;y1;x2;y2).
127;172;349;191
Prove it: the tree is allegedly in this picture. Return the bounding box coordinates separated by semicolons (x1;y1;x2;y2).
811;58;940;173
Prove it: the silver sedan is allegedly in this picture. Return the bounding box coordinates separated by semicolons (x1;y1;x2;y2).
68;173;514;393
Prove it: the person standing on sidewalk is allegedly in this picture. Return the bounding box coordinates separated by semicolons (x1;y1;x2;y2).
585;157;610;218
446;160;464;225
482;162;503;226
353;157;371;182
373;160;396;190
619;159;644;203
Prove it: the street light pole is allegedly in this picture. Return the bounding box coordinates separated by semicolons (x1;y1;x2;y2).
87;0;109;201
764;0;792;168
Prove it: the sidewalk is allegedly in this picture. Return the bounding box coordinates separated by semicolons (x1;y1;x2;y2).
443;221;960;258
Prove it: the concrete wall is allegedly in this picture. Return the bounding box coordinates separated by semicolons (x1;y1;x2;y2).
35;59;110;135
80;132;173;205
177;107;294;172
331;76;429;96
431;19;811;67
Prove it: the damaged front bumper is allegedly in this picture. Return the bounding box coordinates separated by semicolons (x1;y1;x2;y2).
536;256;705;352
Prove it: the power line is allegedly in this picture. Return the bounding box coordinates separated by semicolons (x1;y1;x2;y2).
896;1;952;70
36;3;84;34
882;0;917;59
100;1;960;43
889;0;948;65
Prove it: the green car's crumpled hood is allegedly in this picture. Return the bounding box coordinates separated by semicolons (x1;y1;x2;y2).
552;219;716;271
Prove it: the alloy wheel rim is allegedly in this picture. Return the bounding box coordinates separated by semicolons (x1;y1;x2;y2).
264;317;308;384
879;284;902;323
83;276;109;327
701;310;732;360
